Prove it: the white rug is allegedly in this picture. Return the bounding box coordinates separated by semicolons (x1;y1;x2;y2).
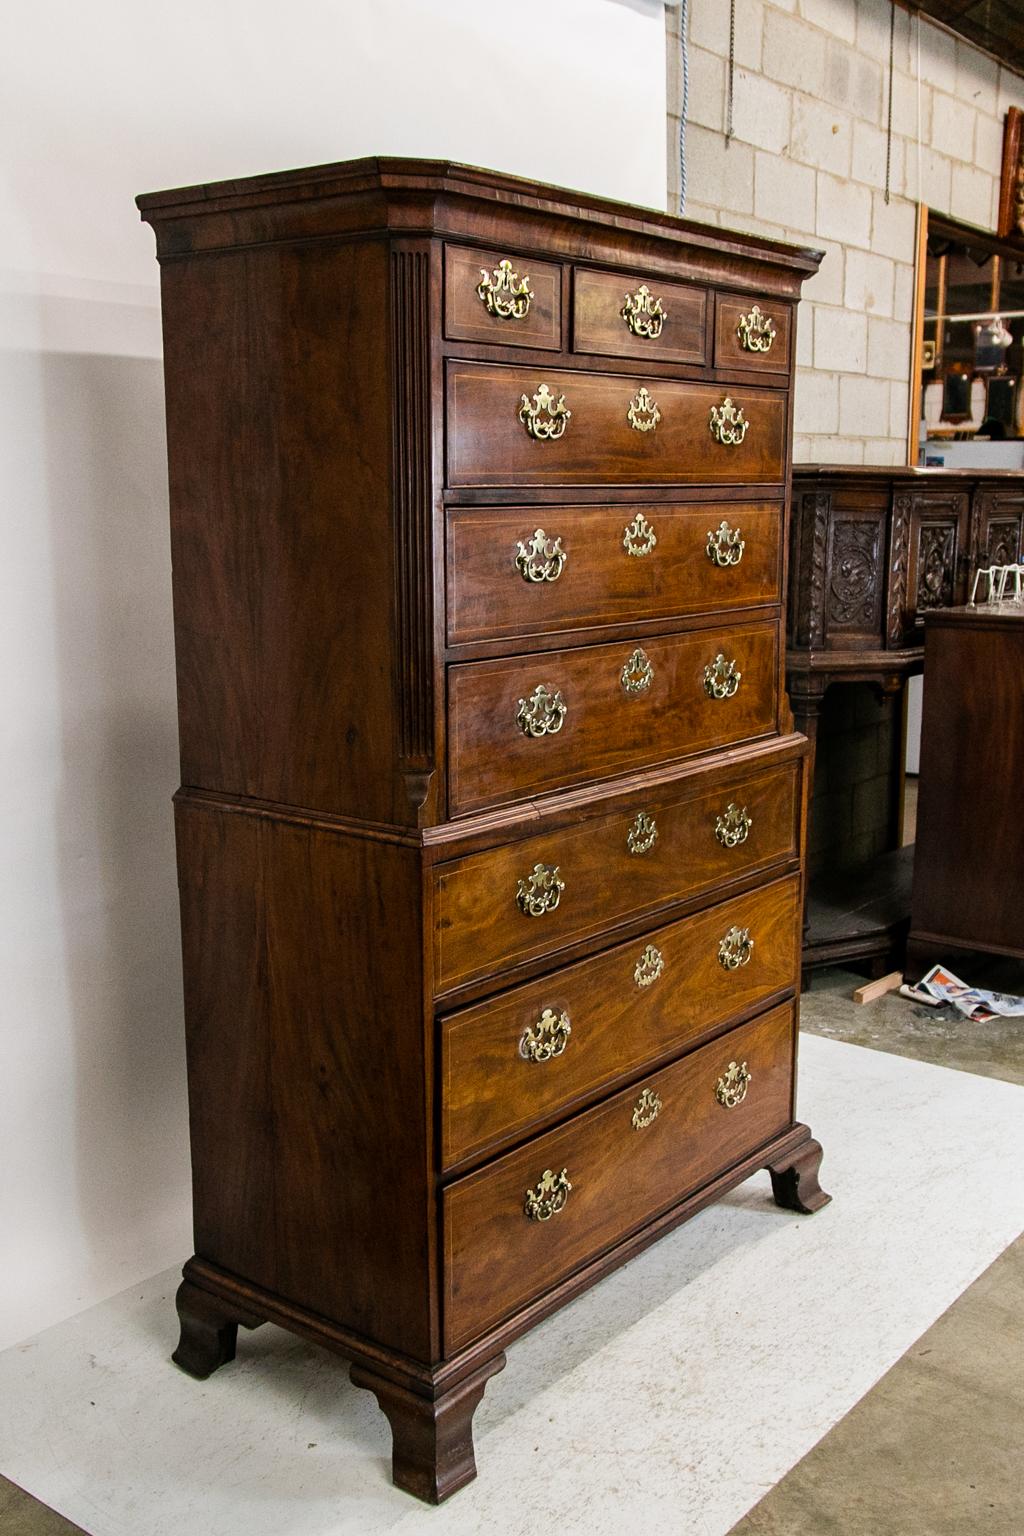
2;1034;1023;1536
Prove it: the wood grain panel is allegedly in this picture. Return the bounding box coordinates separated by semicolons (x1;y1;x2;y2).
714;295;792;372
445;244;561;350
573;267;707;364
444;1003;795;1350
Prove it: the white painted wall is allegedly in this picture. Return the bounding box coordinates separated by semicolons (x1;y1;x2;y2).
0;0;668;1351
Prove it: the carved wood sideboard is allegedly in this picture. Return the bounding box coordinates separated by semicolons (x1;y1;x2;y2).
138;158;829;1505
787;465;1024;969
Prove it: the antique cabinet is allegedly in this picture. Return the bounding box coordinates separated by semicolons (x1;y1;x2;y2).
138;158;828;1504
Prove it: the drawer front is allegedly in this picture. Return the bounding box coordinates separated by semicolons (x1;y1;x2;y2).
442;873;800;1168
447;363;786;487
714;295;792;373
448;621;778;816
434;756;800;992
447;501;783;646
444;1002;794;1350
445;244;562;350
573;267;707;365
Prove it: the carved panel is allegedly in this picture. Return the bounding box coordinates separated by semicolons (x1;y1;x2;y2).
985;518;1023;568
916;523;956;612
794;492;829;649
907;492;969;631
887;492;911;646
827;518;882;632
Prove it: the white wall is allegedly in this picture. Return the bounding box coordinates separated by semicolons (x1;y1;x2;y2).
0;0;668;1351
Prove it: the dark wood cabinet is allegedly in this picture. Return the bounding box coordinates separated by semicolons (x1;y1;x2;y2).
139;157;828;1505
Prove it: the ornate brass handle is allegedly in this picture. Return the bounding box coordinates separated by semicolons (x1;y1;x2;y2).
623;512;657;557
634;944;664;989
520;1007;572;1062
519;384;571;441
716;1060;752;1108
631;1087;662;1129
524;1167;572;1221
627;811;658;855
736;303;776;353
715;803;752;848
703;653;741;700
515;528;567;583
516;863;565;918
516;684;567;737
621;647;654;695
477;259;533;320
718;925;754;970
627;387;661;433
706;520;745;567
709;396;750;447
621;284;667;339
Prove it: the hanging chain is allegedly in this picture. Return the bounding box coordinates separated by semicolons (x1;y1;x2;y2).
726;0;736;143
885;0;895;205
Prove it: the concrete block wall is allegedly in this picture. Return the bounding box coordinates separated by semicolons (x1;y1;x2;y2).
667;0;1024;463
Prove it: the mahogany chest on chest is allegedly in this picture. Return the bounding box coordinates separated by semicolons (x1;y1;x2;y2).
138;158;829;1502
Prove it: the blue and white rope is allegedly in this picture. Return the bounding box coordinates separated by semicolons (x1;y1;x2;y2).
677;0;690;213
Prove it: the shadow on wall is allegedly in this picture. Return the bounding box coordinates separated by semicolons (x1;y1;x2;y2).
42;346;191;1311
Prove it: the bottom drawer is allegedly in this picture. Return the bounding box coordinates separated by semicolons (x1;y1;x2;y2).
444;1002;794;1352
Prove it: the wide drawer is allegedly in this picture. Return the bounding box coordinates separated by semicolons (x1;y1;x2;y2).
444;1002;795;1351
714;295;792;373
442;873;800;1169
447;362;787;487
447;620;778;816
434;754;800;993
445;244;562;350
573;267;707;365
446;500;783;646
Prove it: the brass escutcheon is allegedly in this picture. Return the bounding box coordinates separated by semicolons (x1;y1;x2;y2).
703;653;741;700
519;1007;572;1063
634;944;665;989
709;396;750;447
627;810;658;856
627;386;661;433
621;647;654;695
516;683;567;737
736;303;777;353
714;803;753;849
716;1060;752;1109
623;511;657;557
706;520;745;567
515;528;567;583
516;863;565;918
631;1086;662;1129
476;259;533;320
621;284;667;339
718;925;754;971
519;383;571;440
524;1167;572;1221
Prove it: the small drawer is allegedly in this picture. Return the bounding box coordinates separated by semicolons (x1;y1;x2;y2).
714;295;792;373
446;362;786;487
447;620;778;817
444;244;561;351
433;754;800;992
446;500;783;647
443;1002;795;1351
573;267;707;365
442;873;800;1168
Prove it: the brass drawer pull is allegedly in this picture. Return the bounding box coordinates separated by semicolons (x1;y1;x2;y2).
515;528;567;583
621;647;653;695
621;283;667;339
703;653;741;700
516;863;565;918
477;258;533;320
519;383;571;440
627;810;658;855
709;396;749;447
516;683;567;737
736;303;777;353
706;520;745;567
627;387;661;433
524;1167;572;1221
714;803;752;848
634;943;664;989
718;925;754;970
631;1086;662;1129
623;512;657;557
520;1007;572;1062
716;1060;752;1108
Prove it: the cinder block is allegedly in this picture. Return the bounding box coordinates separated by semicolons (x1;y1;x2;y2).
892;264;915;324
800;0;856;47
892;74;931;141
812;435;867;464
839;373;891;437
856;0;913;73
912;147;953;211
763;10;826;94
956;38;999;117
919;18;957;97
688;0;764;70
851;121;886;187
796;311;813;368
889;379;910;437
974;113;1005;178
685;46;726;133
951;162;994;228
871;192;917;263
817;171;872;248
729;68;793;154
824;40;882;125
792;96;852;176
931;93;976;164
804;237;845;305
862;436;903;464
687;124;756;215
997;66;1024;117
754;150;816;233
795;366;840;434
867;316;912;381
844;248;895;317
